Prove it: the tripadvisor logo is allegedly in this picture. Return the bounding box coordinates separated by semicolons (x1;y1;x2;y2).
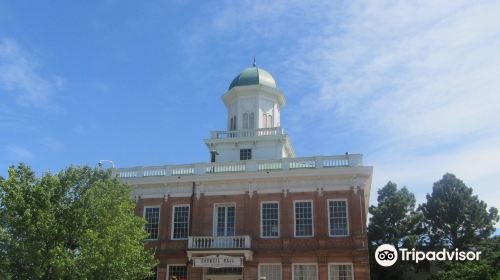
375;244;398;267
375;244;481;267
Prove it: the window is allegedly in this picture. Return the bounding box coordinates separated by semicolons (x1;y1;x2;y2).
243;113;249;129
261;202;279;237
329;264;353;280
267;114;273;128
168;265;187;280
242;112;255;130
294;201;313;237
249;112;255;129
214;204;235;236
293;264;317;280
328;200;348;236
230;116;237;131
259;264;282;280
263;113;273;129
240;149;252;160
172;205;190;239
144;206;160;240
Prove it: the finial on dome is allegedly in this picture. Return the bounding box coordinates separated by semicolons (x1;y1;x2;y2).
253;56;256;67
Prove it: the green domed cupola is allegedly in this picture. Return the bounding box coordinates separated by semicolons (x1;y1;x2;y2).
228;61;277;90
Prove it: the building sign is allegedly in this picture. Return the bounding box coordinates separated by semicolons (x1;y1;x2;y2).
193;255;243;268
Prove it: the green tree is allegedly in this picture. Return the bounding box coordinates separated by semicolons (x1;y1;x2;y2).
0;164;157;279
419;173;498;250
368;182;425;280
431;237;500;280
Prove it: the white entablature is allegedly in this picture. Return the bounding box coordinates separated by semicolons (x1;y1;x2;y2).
204;65;295;162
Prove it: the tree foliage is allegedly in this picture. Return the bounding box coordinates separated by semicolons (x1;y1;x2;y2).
369;181;424;246
368;181;424;280
431;237;500;280
0;164;157;279
419;173;498;250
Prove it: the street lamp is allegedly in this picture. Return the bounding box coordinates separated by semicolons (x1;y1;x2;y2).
97;159;115;169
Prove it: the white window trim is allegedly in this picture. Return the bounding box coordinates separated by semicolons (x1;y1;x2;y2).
170;204;190;240
212;203;236;236
292;263;318;280
258;263;282;280
260;201;280;238
293;200;314;237
327;199;349;237
143;205;161;241
167;264;188;280
328;263;354;280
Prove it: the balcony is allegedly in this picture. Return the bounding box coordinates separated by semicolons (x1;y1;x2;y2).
210;127;284;139
188;236;251;250
115;154;363;179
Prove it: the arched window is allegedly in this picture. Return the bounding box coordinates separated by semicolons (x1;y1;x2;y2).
243;113;249;129
230;116;237;131
267;115;273;128
249;112;255;129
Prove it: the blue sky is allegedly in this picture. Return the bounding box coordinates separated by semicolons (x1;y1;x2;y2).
1;1;499;218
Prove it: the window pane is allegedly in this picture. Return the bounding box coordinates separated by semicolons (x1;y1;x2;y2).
262;203;279;237
329;200;348;236
173;206;190;239
217;207;226;236
295;201;313;237
330;264;353;280
215;205;235;236
168;265;187;279
227;206;235;236
144;207;160;239
260;264;281;280
243;113;249;129
249;113;255;129
240;149;252;160
293;264;317;280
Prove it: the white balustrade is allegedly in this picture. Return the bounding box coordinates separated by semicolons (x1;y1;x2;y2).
211;127;284;139
114;155;363;178
188;236;251;249
117;170;138;178
258;160;282;171
289;158;316;169
172;166;195;176
143;167;168;177
206;163;245;173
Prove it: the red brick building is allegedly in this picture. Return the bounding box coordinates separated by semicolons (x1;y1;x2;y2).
116;64;373;280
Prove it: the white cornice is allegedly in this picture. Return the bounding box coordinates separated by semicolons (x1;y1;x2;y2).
222;85;286;107
132;169;371;200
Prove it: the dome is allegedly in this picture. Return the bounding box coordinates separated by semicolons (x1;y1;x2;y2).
229;66;277;90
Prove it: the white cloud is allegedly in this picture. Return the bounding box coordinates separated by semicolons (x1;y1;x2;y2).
0;38;64;109
301;1;500;209
5;145;34;162
212;0;500;210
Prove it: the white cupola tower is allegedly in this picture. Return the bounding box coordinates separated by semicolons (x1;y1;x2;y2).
204;61;295;162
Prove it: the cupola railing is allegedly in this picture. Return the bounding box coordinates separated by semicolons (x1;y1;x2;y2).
210;127;284;139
